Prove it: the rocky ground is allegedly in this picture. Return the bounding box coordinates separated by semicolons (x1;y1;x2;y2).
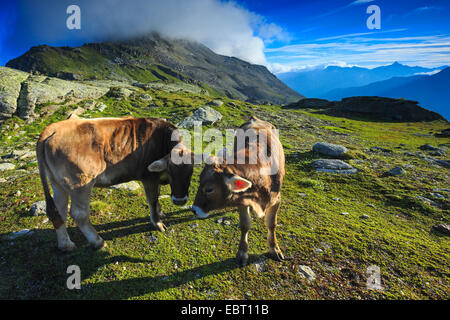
0;75;449;299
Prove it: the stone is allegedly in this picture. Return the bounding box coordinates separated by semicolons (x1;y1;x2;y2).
370;147;393;153
207;99;223;106
386;166;406;176
0;67;29;120
419;144;442;151
109;181;141;191
30;201;46;216
341;212;349;216
313;159;357;174
139;93;152;101
298;265;316;281
312;142;348;157
431;224;450;236
416;196;439;208
0;163;15;171
177;106;222;128
360;214;370;219
98;104;107;112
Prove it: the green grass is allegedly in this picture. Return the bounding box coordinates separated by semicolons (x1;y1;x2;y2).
0;87;449;299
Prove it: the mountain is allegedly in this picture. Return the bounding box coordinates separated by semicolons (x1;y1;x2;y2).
324;67;450;120
5;33;303;105
278;62;444;98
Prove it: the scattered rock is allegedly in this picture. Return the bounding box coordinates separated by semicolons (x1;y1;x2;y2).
207;99;223;106
254;258;267;272
30;201;46;216
416;196;439;208
109;181;141;191
313;159;357;174
370;147;393;153
386;166;406;176
139;93;152;101
212;230;220;235
106;87;133;99
298;265;316;281
0;178;7;183
419;144;442;152
429;193;445;199
341;212;349;216
0;163;15;171
360;214;370;219
178;106;223;128
97;104;107;112
190;223;199;229
312;142;348;157
431;224;450;236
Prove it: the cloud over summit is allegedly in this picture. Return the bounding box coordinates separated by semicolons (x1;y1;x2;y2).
5;0;287;66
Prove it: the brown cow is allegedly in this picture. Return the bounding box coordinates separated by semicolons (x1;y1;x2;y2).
191;116;285;266
36;117;194;252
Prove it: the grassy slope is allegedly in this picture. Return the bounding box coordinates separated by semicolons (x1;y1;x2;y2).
0;87;449;299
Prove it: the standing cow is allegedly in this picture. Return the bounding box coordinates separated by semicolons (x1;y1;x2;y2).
192;116;285;266
37;117;194;252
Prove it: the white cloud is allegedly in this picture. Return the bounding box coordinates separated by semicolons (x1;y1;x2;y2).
24;0;289;66
266;34;450;70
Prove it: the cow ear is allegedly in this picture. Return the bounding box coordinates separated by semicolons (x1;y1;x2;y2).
147;157;168;172
225;175;252;193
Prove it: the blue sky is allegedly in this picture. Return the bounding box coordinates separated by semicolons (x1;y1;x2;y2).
1;0;449;72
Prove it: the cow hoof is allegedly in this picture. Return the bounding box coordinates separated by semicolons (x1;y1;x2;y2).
92;238;106;250
153;222;167;232
236;251;248;267
58;240;77;253
268;249;284;262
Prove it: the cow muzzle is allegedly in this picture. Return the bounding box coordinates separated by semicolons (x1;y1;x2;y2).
171;195;188;205
190;205;209;219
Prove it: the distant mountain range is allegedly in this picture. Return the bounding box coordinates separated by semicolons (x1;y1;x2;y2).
278;62;449;120
324;67;450;120
278;62;446;97
6;33;303;105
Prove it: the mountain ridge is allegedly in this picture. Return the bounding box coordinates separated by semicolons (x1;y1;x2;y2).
6;33;303;105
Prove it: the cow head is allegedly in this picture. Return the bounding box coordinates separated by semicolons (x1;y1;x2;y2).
191;156;252;218
147;144;194;206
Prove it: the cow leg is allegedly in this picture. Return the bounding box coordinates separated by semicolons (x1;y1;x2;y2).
236;205;251;266
265;201;284;261
51;182;76;252
69;187;105;250
143;180;166;232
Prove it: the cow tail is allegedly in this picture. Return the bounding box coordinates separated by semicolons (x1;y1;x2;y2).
36;134;64;229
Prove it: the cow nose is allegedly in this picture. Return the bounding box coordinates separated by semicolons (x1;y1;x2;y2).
171;195;188;205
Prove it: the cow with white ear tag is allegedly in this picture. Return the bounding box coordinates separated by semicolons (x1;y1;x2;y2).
192;116;285;266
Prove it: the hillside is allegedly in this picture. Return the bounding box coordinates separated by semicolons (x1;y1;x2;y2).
0;74;449;299
278;62;444;98
324;68;450;120
5;33;303;105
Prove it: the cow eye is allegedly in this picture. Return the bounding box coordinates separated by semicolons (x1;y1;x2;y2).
204;186;214;194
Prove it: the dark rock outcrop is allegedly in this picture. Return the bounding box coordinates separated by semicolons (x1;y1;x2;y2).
285;96;446;122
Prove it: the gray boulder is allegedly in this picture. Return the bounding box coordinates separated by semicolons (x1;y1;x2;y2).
178;106;223;128
313;159;357;174
0;67;29;120
207;99;224;107
386;166;406;176
110;181;141;191
431;224;450;236
313;142;348;157
30;201;46;216
0;163;15;171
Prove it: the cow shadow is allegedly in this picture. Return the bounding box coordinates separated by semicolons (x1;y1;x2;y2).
0;207;246;299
